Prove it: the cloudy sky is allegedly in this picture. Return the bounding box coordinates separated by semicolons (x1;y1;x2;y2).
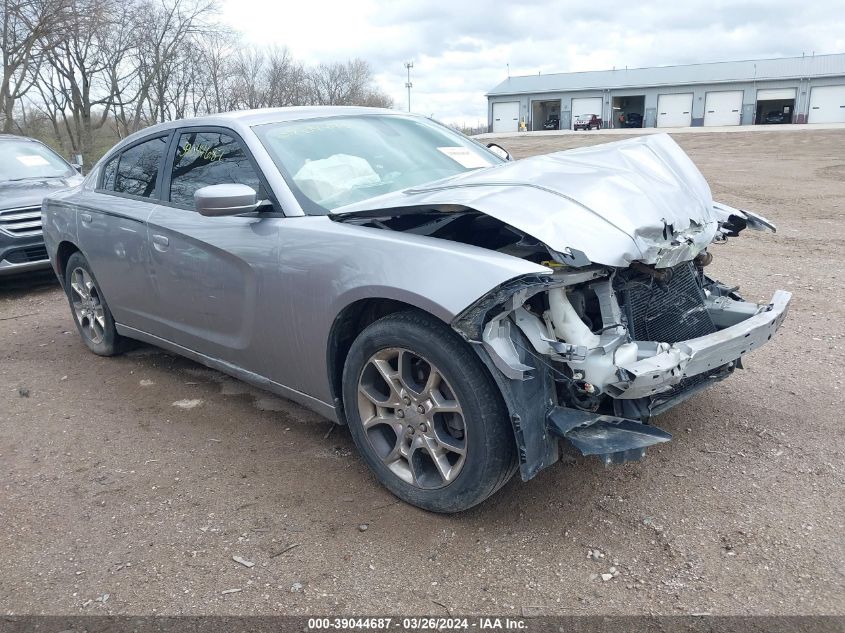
220;0;845;125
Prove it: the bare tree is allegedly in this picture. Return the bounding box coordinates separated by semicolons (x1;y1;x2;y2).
226;45;310;110
307;58;370;105
103;0;146;138
194;38;236;114
358;89;394;109
264;46;308;107
131;0;217;125
35;0;220;165
17;0;394;165
36;0;130;167
229;47;266;110
0;0;64;131
305;58;393;107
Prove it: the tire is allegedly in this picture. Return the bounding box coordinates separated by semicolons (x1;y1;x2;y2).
64;251;127;356
342;311;517;513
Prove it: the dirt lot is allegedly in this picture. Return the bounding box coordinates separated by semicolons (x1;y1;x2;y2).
1;129;843;617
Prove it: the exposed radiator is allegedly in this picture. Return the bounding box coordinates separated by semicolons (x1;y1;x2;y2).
619;261;716;344
617;261;720;406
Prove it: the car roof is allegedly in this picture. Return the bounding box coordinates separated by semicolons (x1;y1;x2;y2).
214;105;395;125
129;106;398;138
108;106;409;158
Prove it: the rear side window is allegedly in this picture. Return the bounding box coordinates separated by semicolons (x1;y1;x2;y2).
114;136;167;198
169;131;261;208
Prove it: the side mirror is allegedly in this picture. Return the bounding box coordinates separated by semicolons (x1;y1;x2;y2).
71;154;83;172
486;143;512;161
195;183;259;217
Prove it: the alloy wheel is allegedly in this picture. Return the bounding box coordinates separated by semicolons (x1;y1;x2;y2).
69;267;106;345
356;347;467;489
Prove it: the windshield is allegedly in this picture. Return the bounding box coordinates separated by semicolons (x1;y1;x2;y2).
0;139;74;181
253;115;502;213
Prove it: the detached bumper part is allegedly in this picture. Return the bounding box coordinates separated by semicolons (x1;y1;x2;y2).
547;407;671;465
466;273;790;480
609;289;792;399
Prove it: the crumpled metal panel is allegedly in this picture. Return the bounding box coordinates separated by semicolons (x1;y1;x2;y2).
564;419;672;456
611;290;792;399
332;134;719;268
546;407;672;463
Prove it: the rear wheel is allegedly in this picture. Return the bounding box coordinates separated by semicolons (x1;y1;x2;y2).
342;311;517;513
64;252;127;356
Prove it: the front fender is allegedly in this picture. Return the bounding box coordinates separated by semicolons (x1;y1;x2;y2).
278;217;551;408
325;223;551;324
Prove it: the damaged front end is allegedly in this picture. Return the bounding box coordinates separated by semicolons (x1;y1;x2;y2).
452;234;791;480
331;134;792;479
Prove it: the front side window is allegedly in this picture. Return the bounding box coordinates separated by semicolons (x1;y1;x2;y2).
115;136;167;198
253;115;502;213
169;131;261;208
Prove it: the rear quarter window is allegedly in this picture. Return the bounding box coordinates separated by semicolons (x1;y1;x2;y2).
101;155;117;190
113;136;168;198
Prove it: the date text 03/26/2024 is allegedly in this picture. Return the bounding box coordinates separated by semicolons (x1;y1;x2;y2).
306;617;527;630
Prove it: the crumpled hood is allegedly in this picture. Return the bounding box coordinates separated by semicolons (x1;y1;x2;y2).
332;134;719;268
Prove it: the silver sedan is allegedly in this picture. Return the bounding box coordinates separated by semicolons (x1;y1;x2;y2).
43;107;790;512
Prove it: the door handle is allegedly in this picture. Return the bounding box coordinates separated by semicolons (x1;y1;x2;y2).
80;213;92;223
152;234;169;251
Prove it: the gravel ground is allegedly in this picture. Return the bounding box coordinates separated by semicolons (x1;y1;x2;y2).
1;128;843;617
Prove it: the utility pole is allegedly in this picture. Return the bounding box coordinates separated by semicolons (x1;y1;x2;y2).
404;61;413;112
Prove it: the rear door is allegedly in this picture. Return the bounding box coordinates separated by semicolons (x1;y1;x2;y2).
77;134;169;332
145;127;284;375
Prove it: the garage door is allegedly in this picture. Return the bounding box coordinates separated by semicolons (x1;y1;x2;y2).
492;101;520;133
704;90;743;126
657;93;693;127
757;88;796;101
808;86;845;123
571;97;603;129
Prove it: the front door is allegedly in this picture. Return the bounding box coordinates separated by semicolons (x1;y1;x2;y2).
145;128;283;376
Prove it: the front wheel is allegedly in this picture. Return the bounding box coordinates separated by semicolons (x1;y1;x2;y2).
342;311;517;513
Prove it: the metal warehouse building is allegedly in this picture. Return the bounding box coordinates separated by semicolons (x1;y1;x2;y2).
487;53;845;132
